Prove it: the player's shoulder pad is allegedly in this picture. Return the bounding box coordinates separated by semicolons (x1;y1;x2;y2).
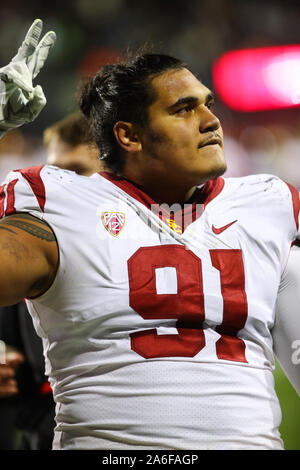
0;164;83;218
39;164;84;182
226;173;292;199
231;173;300;233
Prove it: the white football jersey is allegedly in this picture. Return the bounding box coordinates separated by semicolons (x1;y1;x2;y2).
1;165;299;450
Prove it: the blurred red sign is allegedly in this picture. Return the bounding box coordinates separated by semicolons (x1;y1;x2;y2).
213;45;300;111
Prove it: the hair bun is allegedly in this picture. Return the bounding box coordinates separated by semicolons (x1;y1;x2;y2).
79;79;98;118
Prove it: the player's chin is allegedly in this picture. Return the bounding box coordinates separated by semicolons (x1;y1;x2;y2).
194;158;227;184
210;160;227;179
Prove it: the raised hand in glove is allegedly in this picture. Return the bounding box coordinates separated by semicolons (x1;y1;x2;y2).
0;19;56;137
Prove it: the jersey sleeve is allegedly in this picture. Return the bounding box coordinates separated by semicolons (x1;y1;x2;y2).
273;246;300;395
0;165;46;221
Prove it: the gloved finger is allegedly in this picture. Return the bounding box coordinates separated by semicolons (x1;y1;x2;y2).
0;62;34;94
0;86;45;128
12;19;43;63
0;83;23;121
28;30;56;79
9;87;31;114
0;81;8;119
26;84;46;121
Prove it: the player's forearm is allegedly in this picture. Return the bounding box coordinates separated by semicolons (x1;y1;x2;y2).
273;247;300;395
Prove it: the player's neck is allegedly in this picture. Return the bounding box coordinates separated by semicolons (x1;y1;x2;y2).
144;184;197;206
121;168;198;206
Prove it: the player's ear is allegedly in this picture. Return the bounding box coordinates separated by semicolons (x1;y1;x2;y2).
113;121;142;153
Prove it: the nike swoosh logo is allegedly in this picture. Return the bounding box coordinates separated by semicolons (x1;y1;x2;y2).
212;220;237;234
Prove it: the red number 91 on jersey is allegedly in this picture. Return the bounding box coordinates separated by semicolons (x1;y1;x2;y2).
128;245;248;363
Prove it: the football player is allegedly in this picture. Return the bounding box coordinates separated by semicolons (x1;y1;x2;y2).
0;19;299;450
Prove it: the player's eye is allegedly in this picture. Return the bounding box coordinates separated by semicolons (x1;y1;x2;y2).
206;99;215;110
175;105;194;115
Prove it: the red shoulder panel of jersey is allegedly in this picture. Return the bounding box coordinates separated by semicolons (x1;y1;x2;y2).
14;165;46;212
0;179;18;218
285;181;300;231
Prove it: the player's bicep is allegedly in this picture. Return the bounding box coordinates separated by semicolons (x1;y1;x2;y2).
0;213;58;306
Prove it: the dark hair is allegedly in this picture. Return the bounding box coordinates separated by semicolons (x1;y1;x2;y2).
43;111;95;149
78;53;185;174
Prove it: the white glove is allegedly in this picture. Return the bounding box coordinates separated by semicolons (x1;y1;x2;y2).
0;19;56;138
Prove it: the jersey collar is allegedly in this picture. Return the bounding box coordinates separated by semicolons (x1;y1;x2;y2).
99;171;224;234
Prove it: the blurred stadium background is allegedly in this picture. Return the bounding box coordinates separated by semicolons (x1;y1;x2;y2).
0;0;299;449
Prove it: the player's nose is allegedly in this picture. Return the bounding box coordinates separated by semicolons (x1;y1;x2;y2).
199;107;221;134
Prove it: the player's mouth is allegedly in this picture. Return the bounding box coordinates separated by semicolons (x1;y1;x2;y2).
198;134;222;149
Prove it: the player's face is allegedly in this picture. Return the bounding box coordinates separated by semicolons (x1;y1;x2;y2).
140;68;226;186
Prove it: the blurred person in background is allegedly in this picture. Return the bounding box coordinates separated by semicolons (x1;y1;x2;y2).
44;111;100;176
0;19;299;451
0;130;28;183
0;111;100;450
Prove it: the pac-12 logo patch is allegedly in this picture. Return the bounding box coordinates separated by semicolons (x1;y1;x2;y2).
102;211;126;237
